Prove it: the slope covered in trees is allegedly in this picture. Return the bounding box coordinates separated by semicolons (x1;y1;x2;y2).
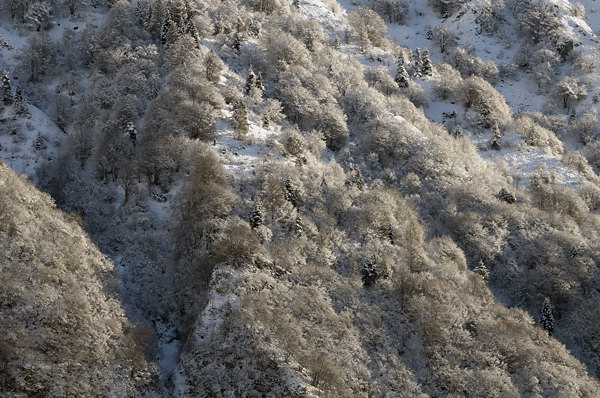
0;160;158;397
2;0;600;396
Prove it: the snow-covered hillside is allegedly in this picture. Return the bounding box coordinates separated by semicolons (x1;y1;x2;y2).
4;0;600;396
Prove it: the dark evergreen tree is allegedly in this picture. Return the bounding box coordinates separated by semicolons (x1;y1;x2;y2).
33;133;46;151
245;67;257;95
125;122;137;146
490;124;502;150
473;260;489;281
395;64;410;88
14;85;29;117
284;178;300;208
250;202;264;229
232;33;241;54
451;123;464;137
187;21;200;44
2;70;12;104
262;114;270;129
541;297;554;336
161;9;174;44
293;215;303;236
478;98;494;129
255;72;264;91
498;188;516;204
421;48;433;76
412;48;422;78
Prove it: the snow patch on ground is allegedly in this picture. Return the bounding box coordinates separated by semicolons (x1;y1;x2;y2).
0;104;63;180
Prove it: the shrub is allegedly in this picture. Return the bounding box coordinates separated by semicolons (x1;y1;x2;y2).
513;115;564;155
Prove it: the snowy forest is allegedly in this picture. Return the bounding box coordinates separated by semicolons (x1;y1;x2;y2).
3;0;600;396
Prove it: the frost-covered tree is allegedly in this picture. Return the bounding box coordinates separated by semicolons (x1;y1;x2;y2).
430;24;456;53
554;76;587;109
348;8;387;51
250;201;264;229
205;50;223;83
490;124;502;149
25;1;52;31
421;48;433;76
14;85;29;117
233;100;249;138
541;297;554;336
473;260;489;281
161;8;175;44
395;64;410;88
411;48;422;77
245;67;257;95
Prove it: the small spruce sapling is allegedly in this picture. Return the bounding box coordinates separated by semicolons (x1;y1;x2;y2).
490;124;502;150
2;70;12;104
232;33;241;53
473;260;489;281
451;124;464;137
541;297;554;336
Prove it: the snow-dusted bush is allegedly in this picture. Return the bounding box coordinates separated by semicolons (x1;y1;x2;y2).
513;114;564;155
364;65;398;96
447;47;498;81
553;76;587;109
431;62;462;100
460;75;512;129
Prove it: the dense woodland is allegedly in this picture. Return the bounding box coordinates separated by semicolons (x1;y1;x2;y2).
3;0;600;396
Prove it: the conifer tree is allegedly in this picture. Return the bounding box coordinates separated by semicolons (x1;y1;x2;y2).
205;51;222;83
473;260;489;281
245;67;257;95
14;85;29;117
232;33;241;54
412;48;422;78
541;297;554;336
490;123;502;150
125;122;137;146
293;215;303;236
255;72;264;92
395;64;410;88
2;70;12;104
421;48;433;76
233;100;249;137
451;123;464;137
187;21;200;44
161;9;174;44
250;202;264;229
284;178;300;208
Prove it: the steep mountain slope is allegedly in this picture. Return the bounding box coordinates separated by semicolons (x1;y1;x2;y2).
0;160;158;397
3;0;600;396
